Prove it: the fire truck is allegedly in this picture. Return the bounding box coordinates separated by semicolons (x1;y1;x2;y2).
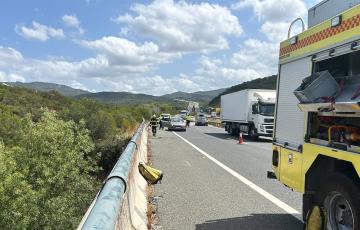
270;0;360;228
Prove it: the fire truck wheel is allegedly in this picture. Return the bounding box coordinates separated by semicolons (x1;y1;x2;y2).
319;173;360;230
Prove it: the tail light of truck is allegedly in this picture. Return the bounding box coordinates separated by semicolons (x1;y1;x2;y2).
272;149;279;167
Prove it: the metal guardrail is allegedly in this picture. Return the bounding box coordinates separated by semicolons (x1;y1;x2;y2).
80;121;146;230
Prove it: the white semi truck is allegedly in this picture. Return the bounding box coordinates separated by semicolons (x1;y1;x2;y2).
221;89;276;139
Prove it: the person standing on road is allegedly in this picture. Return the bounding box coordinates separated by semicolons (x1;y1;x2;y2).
185;115;191;128
159;115;163;130
150;114;158;136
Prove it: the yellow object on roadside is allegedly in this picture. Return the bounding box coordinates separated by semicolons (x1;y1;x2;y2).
305;206;327;230
138;162;163;185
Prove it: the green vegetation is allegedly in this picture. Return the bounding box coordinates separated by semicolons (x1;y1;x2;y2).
0;85;179;229
76;91;166;104
0;112;97;228
209;75;277;107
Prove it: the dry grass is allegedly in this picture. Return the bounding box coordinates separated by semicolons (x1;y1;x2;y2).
146;185;157;229
146;130;160;229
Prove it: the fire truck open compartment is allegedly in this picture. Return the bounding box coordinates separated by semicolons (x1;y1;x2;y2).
298;47;360;113
313;49;360;104
314;49;360;80
306;113;360;153
313;48;360;100
304;49;360;153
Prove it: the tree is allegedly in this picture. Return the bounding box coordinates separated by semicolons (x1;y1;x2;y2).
87;110;117;141
0;112;99;229
0;143;39;229
0;108;22;145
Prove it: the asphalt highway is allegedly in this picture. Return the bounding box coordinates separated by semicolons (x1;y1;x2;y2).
151;125;303;230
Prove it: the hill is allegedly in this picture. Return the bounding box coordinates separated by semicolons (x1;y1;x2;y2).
76;91;170;104
6;81;225;105
161;88;225;102
4;82;90;97
193;88;226;98
76;88;226;105
209;75;277;107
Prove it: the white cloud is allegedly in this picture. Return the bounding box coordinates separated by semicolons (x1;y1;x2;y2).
0;42;276;95
232;0;308;44
232;0;307;23
261;19;306;43
6;0;307;95
192;56;262;90
68;80;89;91
62;15;80;28
174;74;202;92
79;36;180;67
94;74;202;95
62;15;84;34
113;0;242;52
15;21;65;41
260;21;289;42
231;39;279;76
229;0;309;81
0;45;220;95
0;71;25;82
0;42;275;95
0;46;181;95
0;47;23;67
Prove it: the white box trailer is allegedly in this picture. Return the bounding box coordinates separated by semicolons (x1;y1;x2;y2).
221;89;276;139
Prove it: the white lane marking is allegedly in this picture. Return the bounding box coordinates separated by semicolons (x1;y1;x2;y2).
184;160;192;167
172;131;301;220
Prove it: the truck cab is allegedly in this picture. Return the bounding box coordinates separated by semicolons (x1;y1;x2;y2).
221;89;276;139
250;98;275;137
271;1;360;227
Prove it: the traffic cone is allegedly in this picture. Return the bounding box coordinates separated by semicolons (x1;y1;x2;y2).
238;132;244;144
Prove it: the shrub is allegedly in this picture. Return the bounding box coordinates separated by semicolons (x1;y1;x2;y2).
0;112;99;229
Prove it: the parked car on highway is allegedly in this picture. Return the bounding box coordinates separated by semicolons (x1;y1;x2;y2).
160;113;171;128
179;110;188;119
161;113;170;120
168;117;186;131
195;113;208;126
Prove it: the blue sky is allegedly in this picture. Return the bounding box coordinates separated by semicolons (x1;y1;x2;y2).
0;0;319;95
